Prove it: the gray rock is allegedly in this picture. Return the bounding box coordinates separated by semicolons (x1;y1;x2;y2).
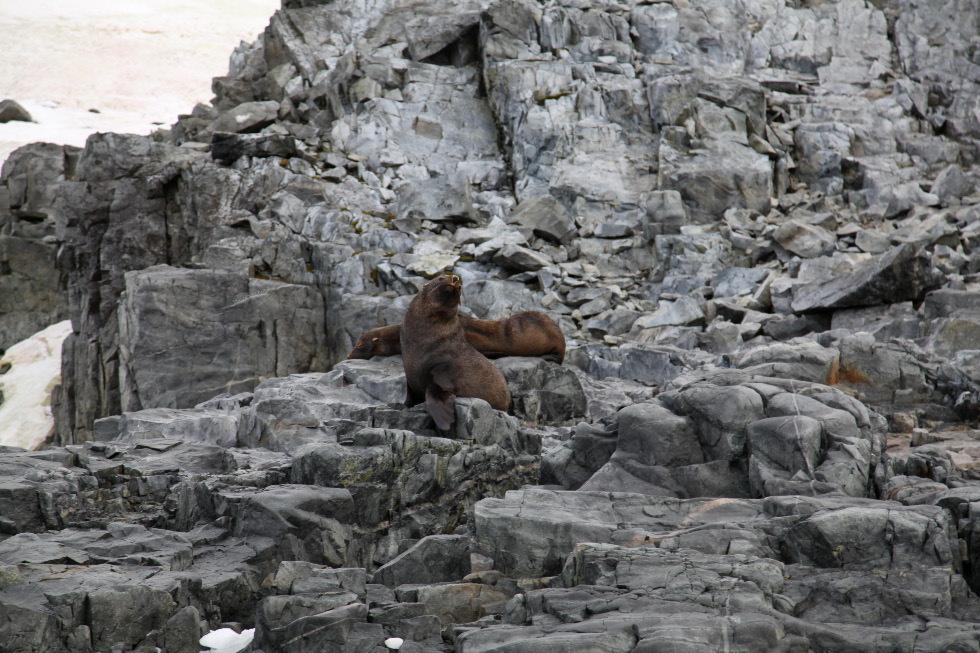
162;606;206;653
932;164;976;204
540;419;618;490
209;100;280;134
505;194;576;244
474;488;959;579
371;535;471;588
494;356;587;426
211;131;304;164
921;289;980;320
791;244;943;313
0;99;32;123
585;308;640;338
830;302;922;341
773;219;837;259
118;265;327;412
397;582;509;626
5;1;980;650
854;228;892;254
631;297;704;330
643;189;688;235
253;600;370;653
711;266;769;299
660;139;773;221
96;405;241;447
0;144;75;350
290;424;538;557
492;243;552;271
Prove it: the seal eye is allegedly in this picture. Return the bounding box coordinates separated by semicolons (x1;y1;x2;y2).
372;337;378;342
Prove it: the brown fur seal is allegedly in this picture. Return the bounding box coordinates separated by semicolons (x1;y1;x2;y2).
348;312;565;363
400;275;511;430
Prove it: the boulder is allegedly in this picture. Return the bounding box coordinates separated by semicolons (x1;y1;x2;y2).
791;244;942;313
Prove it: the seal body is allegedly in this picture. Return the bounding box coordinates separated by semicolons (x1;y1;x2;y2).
461;312;565;363
400;275;511;430
349;312;565;363
347;324;401;359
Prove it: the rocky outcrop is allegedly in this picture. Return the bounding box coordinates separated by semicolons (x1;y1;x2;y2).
2;0;980;651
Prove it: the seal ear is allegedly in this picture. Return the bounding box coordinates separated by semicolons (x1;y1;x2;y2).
426;363;457;430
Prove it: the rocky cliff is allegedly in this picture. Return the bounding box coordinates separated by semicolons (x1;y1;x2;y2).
2;0;980;651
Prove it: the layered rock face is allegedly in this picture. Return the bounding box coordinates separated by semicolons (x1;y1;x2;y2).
2;0;980;651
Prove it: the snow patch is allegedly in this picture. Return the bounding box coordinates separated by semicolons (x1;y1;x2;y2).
199;627;254;653
0;320;72;450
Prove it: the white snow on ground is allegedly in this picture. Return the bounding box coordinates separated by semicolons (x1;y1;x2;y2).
0;0;278;166
199;627;255;653
0;320;72;450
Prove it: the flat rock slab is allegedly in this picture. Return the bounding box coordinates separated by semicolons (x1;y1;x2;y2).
474;488;956;578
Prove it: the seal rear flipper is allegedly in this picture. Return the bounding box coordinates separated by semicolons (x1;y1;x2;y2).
425;384;456;430
426;363;457;429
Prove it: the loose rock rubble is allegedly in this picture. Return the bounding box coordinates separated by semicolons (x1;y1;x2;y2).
2;0;980;651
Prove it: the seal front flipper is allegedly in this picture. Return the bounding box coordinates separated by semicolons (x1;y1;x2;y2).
425;363;457;430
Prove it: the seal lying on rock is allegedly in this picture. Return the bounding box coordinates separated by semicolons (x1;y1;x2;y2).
400;275;511;430
348;312;566;363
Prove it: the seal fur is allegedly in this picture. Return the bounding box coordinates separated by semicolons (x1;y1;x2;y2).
349;312;565;363
400;275;510;430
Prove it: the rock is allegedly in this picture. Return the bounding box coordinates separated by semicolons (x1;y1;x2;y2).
830;302;921;341
371;535;471;588
209;100;280;135
494;357;587;426
162;606;206;653
540;419;618;490
773;219;837;259
4;1;980;650
396;582;509;626
644;189;688;235
118;265;327;412
932;164;976;204
791;244;942;313
854;228;892;254
711;266;769;299
630;297;704;331
96;405;241;447
0;99;32;123
211;131;304;164
585;308;640;338
660;139;773;221
505;194;576;244
492;243;552;272
882;181;940;218
0;144;74;351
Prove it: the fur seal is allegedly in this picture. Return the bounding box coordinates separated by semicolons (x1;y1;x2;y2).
348;312;565;363
400;275;511;430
